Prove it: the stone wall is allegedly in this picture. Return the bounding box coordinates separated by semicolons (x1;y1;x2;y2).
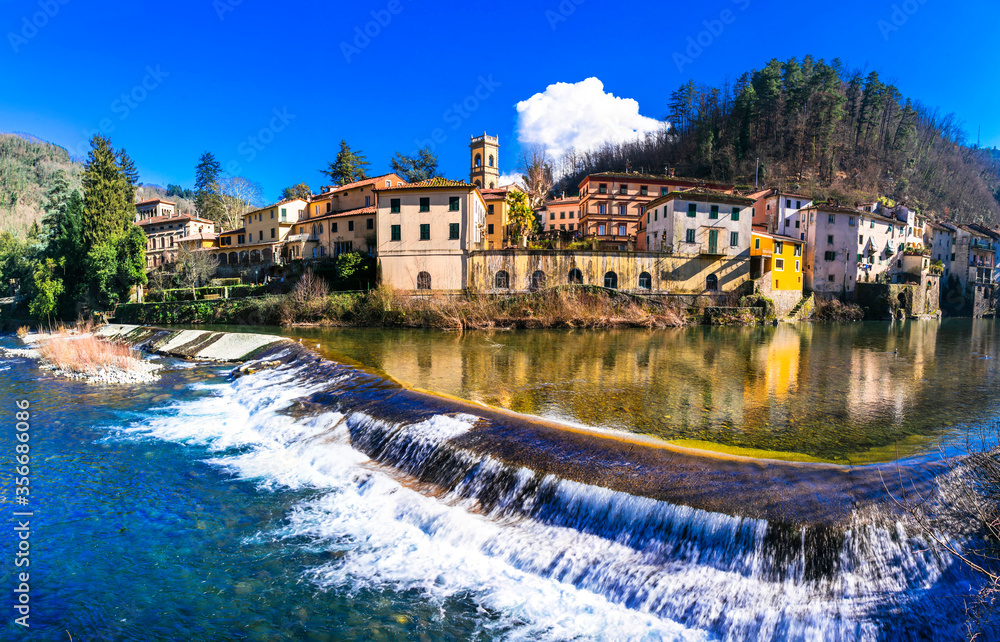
468;250;750;295
753;274;802;318
856;278;941;319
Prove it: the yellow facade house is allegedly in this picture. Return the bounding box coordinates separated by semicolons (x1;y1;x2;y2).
750;228;805;316
376;178;487;291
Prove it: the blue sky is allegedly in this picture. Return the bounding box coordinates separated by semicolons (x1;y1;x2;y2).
2;0;998;202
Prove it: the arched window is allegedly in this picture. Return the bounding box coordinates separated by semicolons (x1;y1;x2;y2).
638;271;652;290
489;182;495;189
568;268;583;284
495;270;510;289
228;252;237;265
604;271;618;289
218;253;227;265
417;271;431;290
474;179;482;188
250;250;261;264
531;270;546;290
488;155;494;167
263;248;273;263
706;273;719;291
475;154;482;168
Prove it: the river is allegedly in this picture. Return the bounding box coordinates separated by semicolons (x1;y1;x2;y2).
1;319;996;640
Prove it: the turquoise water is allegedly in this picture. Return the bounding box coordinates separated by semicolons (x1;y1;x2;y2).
0;328;988;640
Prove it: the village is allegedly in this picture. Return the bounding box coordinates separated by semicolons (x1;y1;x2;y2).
135;132;997;320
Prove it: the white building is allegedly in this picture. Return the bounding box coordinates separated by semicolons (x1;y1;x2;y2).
644;189;754;257
751;189;813;241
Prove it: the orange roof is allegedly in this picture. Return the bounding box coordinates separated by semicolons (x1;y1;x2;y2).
377;177;475;191
321;173;406;195
136;198;177;207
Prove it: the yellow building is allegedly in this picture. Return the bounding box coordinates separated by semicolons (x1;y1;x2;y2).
470;134;499;189
751;228;805;316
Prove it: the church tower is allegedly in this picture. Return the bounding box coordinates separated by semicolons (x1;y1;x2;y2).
469;133;500;189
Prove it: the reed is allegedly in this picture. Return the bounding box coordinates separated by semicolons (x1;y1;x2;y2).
33;331;145;375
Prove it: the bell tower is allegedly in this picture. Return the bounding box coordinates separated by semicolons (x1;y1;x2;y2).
469;133;500;189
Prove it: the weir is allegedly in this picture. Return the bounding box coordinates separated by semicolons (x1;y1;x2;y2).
96;324;979;638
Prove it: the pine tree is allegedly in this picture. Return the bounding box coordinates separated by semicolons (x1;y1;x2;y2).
194;152;223;223
118;149;140;190
41;169;72;250
390;147;440;183
281;182;312;201
81;135;132;252
322;140;370;186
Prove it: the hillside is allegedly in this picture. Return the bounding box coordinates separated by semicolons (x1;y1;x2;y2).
0;132;83;235
554;56;1000;225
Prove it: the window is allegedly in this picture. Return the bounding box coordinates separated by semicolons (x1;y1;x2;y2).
271;210;274;219
871;220;875;229
775;258;785;271
828;274;836;282
419;197;430;212
618;225;627;236
786;199;792;208
326;203;332;213
827;235;834;245
731;207;740;221
688;204;697;217
348;221;354;232
569;224;575;231
654;209;658;221
488;204;495;215
390;225;401;241
385;180;391;188
660;187;669;196
796;201;801;209
390;199;401;213
495;270;510;289
568;268;583;284
794;245;801;257
824;251;836;261
618;205;627;216
569;211;574;219
599;183;607;194
598;224;606;235
449;223;460;239
620;185;628;195
474;154;482;167
686;229;696;243
730;232;739;247
420;224;430;240
706;274;718;290
560;212;566;219
638;272;652;289
774;241;783;254
849;217;855;226
598;204;606;215
795;260;800;272
318;223;323;234
270;228;275;239
531;271;546;290
488;155;494;167
754;237;760;250
238;234;245;244
449;197;460;211
417;272;431;290
332;222;338;233
710;205;719;219
640;186;648;196
248;233;253;242
550;212;555;220
604;271;618;289
281;208;287;218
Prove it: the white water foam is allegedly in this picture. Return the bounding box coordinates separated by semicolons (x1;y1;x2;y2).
113;362;969;641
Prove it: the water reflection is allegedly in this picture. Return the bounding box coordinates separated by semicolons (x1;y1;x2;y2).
187;320;1000;463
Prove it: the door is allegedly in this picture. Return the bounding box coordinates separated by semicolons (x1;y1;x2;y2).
708;229;719;254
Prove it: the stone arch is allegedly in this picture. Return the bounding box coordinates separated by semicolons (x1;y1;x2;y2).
263;248;273;263
474;179;482;188
228;251;238;265
217;253;227;265
568;268;583;284
475;154;482;168
706;273;719;291
495;270;510;289
417;271;431;290
638;271;652;290
250;249;261;264
530;270;546;290
604;271;618;289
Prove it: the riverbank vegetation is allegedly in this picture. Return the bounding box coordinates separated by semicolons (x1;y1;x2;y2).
11;322;159;383
116;273;689;330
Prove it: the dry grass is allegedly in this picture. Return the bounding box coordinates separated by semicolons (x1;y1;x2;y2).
16;325;29;338
33;332;145;375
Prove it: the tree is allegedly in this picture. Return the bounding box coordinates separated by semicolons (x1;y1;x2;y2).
194;152;224;223
217;175;264;231
81;135;132;252
176;244;217;297
281;182;312;201
518;145;553;209
41;170;72;250
390;147;439;183
505;189;537;244
322;140;370;185
118;149;140;189
28;258;64;325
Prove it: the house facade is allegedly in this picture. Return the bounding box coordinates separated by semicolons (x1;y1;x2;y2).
750;189;813;240
540;194;581;235
643;189;753;259
137;211;215;269
750;228;804;315
578;171;735;251
376;178;487;291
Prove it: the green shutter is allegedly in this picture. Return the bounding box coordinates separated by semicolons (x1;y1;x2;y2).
731;207;740;221
710;205;719;219
687;204;697;217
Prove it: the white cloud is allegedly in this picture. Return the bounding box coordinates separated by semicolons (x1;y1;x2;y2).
515;78;664;160
498;172;524;188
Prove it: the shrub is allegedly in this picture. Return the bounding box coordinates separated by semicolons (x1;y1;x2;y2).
812;299;864;321
739;293;776;319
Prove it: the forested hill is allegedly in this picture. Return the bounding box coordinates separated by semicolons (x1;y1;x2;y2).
555;56;1000;226
0;133;83;236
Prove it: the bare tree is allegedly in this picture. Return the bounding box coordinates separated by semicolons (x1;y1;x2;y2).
216;174;265;231
519;144;554;209
176;244;218;298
